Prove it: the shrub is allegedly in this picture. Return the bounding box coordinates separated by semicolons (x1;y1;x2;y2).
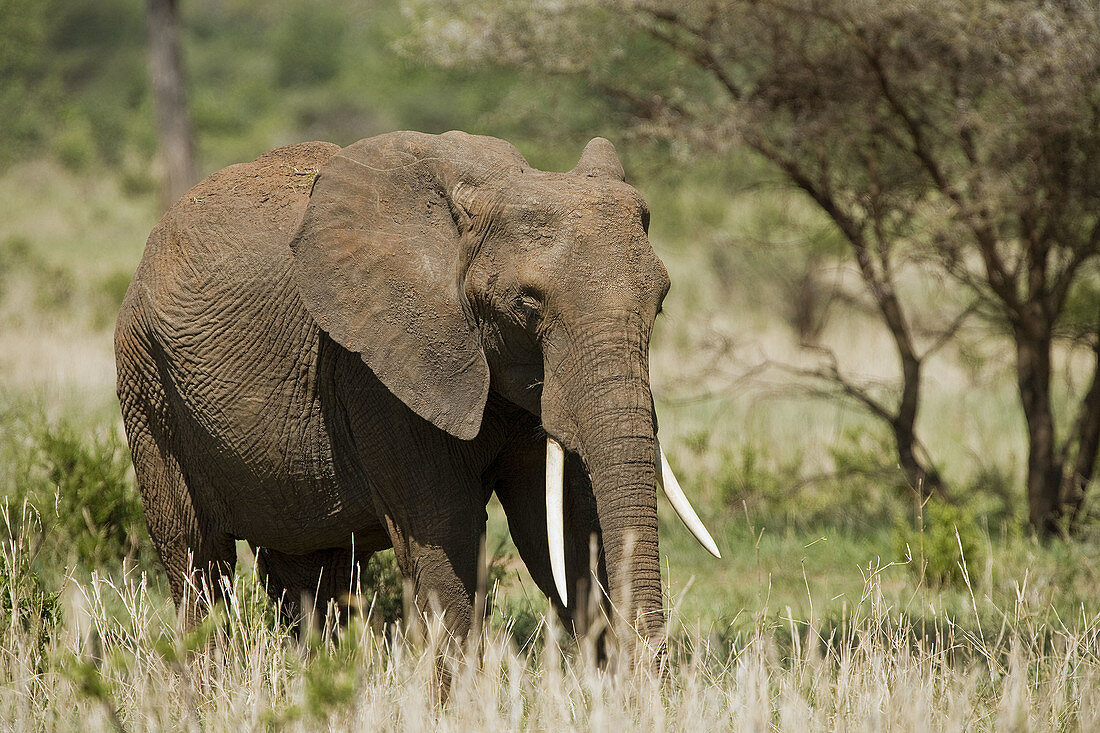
52;110;97;172
91;269;133;329
34;424;148;570
712;429;911;527
0;236;75;313
274;5;345;87
360;550;402;626
715;443;805;518
0;406;151;575
894;497;986;589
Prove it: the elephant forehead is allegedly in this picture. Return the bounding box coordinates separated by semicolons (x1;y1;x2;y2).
488;176;647;231
523;215;669;303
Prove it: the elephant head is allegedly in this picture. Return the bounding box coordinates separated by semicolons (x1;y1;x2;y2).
290;130;718;650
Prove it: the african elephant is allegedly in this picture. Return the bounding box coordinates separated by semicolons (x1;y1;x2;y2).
114;131;718;660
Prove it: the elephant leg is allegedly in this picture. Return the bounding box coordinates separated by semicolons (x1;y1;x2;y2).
253;547;364;628
376;483;487;655
490;432;609;643
126;425;235;628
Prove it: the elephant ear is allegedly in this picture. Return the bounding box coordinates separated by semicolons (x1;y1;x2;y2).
569;137;625;181
290;131;522;440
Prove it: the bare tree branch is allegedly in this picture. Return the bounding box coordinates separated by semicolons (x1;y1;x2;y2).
920;300;980;361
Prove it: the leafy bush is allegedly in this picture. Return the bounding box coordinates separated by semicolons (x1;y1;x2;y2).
274;5;345;87
715;443;805;518
0;405;151;575
709;428;914;528
52;109;97;171
894;497;986;589
964;463;1019;528
34;424;147;570
91;269;133;329
360;550;403;626
0;236;75;314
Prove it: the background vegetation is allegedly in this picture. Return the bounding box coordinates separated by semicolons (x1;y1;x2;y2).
1;0;1099;727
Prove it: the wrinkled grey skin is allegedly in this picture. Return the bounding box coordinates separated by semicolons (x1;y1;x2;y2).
115;131;669;656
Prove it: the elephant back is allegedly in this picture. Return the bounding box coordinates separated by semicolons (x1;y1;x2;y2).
126;141;341;308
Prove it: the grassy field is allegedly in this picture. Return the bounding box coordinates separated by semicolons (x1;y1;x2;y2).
2;161;1100;729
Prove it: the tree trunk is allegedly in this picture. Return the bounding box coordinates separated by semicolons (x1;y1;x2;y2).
893;345;946;499
1064;339;1100;529
147;0;196;209
1015;321;1063;535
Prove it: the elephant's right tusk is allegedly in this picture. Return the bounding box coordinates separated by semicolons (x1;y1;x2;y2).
546;437;569;606
656;439;722;558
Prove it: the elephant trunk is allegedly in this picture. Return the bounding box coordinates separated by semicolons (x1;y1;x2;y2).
542;324;665;654
581;401;664;643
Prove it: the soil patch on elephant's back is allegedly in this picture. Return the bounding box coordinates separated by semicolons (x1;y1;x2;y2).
178;141;341;222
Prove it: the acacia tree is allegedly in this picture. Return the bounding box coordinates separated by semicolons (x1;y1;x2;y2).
405;0;1100;532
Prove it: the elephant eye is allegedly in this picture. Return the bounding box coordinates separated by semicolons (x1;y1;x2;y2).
516;293;541;317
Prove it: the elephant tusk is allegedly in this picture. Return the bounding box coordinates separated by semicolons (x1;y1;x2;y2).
546;437;569;606
656;439;722;558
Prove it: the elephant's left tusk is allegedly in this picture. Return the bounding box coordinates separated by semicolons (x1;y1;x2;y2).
546;437;569;606
656;439;722;558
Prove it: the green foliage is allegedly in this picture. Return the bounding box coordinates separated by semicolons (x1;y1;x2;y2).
34;424;147;570
827;428;909;500
963;463;1019;528
0;0;58;163
2;0;623;187
1060;275;1100;341
92;269;135;329
0;235;74;313
0;504;61;665
274;4;346;87
704;427;911;528
0;404;151;576
298;646;360;723
0;236;136;328
0;235;32;282
493;595;545;651
99;268;135;308
0;0;152;168
361;550;403;626
895;497;986;589
52;109;98;172
714;443;805;518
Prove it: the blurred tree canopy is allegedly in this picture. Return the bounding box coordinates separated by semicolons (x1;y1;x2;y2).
0;0;625;178
403;0;1100;534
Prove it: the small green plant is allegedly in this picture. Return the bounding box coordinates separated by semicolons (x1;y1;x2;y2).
0;235;75;313
682;428;711;457
715;443;804;513
30;423;149;571
91;269;133;328
494;595;544;651
895;497;986;589
361;550;403;626
274;5;345;86
52;111;97;172
964;463;1019;527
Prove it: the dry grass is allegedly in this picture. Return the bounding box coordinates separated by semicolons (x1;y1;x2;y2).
3;505;1099;731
